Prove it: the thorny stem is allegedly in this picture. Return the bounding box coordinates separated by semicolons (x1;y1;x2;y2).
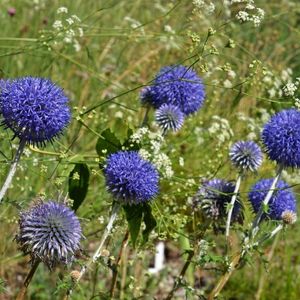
165;250;194;300
66;202;121;296
0;139;26;204
225;174;242;240
209;223;284;299
110;231;129;299
16;260;40;300
251;164;284;238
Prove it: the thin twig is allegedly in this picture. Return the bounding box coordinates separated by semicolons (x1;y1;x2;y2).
16;260;40;300
164;250;194;300
110;230;129;299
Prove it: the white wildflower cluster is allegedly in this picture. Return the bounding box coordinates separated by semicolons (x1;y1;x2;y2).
159;25;180;50
236;108;270;140
124;16;145;35
49;7;83;52
228;0;265;27
192;0;216;15
262;68;299;106
207;116;234;145
282;79;300;99
130;128;174;179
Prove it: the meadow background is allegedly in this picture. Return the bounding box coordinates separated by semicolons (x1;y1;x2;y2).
0;0;300;299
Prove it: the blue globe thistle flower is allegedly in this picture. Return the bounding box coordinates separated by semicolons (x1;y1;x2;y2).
262;109;300;168
194;179;240;222
141;65;205;116
104;151;159;204
16;201;82;269
0;77;71;146
155;104;184;133
229;141;263;172
248;178;297;221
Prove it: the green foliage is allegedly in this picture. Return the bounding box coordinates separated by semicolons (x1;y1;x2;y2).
69;163;90;211
123;203;157;248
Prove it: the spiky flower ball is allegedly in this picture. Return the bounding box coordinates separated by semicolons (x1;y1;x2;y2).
16;201;82;269
229;141;263;172
104;151;159;204
262;109;300;168
155;104;184;133
0;77;71;146
248;178;297;221
194;179;240;222
141;65;205;116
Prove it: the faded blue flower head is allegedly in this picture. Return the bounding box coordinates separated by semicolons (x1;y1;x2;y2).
104;151;159;204
16;201;82;269
194;178;240;222
155;104;184;133
262;109;300;168
0;77;71;146
141;65;205;116
229;140;263;172
248;178;297;221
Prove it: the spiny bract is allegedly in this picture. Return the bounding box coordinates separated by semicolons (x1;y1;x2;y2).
16;201;82;269
248;178;297;221
0;77;71;146
229;140;263;172
262;109;300;168
141;65;205;116
194;178;240;222
155;103;184;133
104;151;159;204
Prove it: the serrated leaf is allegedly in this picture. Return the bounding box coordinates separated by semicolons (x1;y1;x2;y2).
96;128;122;157
69;163;90;211
123;204;143;248
142;204;157;245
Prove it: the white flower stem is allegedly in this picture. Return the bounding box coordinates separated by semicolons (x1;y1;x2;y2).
225;174;242;240
256;224;283;246
68;202;121;295
251;164;284;238
0;140;26;204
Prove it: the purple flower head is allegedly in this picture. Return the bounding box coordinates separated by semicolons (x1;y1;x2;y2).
16;201;82;270
248;178;297;221
155;104;184;133
0;77;71;146
141;65;205;116
104;151;159;204
194;178;240;222
262;109;300;168
229;141;263;172
7;7;16;17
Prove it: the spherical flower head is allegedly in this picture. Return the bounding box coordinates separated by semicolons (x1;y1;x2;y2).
141;65;205;116
104;151;159;204
262;109;300;168
0;77;71;146
194;178;240;222
16;201;82;270
155;104;184;133
229;140;263;172
248;178;297;221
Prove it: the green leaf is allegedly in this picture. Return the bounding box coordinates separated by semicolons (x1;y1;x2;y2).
142;204;157;245
96;128;122;157
123;203;157;248
69;163;90;211
123;204;143;248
